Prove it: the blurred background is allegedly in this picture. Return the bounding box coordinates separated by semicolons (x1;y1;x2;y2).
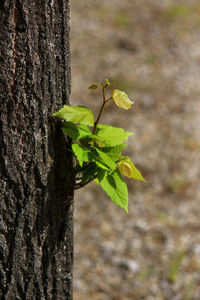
70;1;200;299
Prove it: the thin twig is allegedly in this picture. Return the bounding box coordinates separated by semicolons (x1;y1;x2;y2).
93;86;107;135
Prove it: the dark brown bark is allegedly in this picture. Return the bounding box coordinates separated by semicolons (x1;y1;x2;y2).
0;1;73;299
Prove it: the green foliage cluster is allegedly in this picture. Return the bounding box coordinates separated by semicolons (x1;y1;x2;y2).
52;79;146;213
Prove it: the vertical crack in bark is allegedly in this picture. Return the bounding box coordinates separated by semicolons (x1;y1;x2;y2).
60;0;68;106
61;24;67;105
11;0;17;98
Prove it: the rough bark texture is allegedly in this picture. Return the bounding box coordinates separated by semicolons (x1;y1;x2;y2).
0;1;73;299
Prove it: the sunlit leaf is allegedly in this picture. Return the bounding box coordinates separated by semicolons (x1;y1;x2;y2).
98;169;129;213
52;105;94;126
112;89;134;110
96;124;133;147
94;147;116;171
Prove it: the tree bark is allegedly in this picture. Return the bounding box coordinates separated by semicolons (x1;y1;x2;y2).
0;1;73;299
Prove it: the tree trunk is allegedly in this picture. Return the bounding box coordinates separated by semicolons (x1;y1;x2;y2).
0;1;73;299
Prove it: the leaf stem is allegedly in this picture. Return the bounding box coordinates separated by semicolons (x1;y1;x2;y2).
93;102;106;134
93;86;107;134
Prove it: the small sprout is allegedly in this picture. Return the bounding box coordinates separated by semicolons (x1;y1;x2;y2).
112;89;134;110
52;79;146;213
105;78;111;87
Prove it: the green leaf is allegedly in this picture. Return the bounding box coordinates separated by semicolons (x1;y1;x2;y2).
52;105;94;126
93;178;99;185
98;169;129;213
88;84;99;90
94;160;110;171
72;143;111;171
72;143;95;166
118;156;146;181
101;144;126;161
112;89;134;110
96;124;133;147
63;122;93;140
94;147;116;171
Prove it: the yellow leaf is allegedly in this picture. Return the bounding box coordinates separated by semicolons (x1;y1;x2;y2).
118;156;146;181
112;89;134;110
118;161;132;178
